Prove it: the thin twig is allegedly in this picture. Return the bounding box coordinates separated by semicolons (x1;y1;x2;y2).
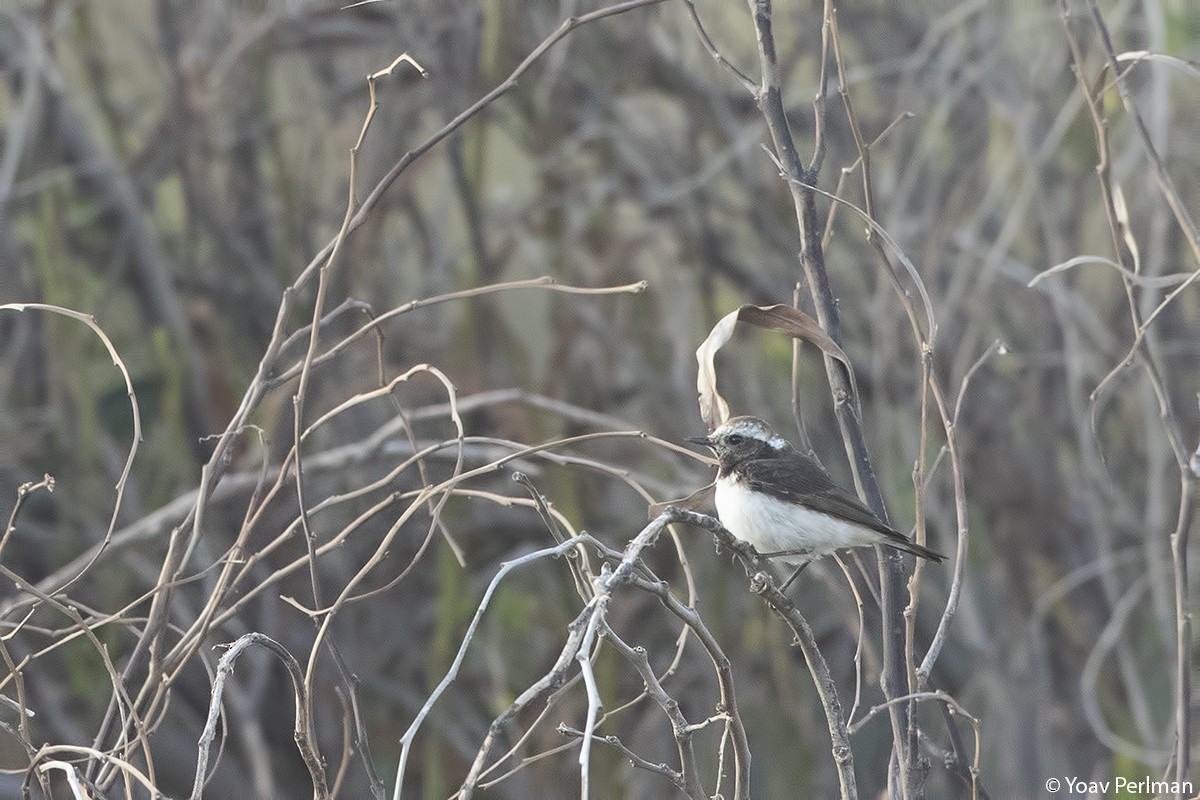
0;474;54;563
0;305;140;588
192;633;328;800
673;509;854;800
393;537;588;799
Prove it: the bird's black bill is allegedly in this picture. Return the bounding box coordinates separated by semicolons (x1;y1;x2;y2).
686;435;715;448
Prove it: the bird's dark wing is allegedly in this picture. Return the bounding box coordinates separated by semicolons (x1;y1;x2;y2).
741;455;897;536
739;455;946;561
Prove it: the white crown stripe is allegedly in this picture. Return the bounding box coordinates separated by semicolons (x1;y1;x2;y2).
715;417;787;450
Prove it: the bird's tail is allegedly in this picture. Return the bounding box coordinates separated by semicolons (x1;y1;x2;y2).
889;536;946;562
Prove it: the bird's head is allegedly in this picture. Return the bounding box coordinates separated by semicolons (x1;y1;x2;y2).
687;416;789;469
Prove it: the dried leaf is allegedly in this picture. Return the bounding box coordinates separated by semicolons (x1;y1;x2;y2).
1111;181;1141;273
695;307;740;428
695;304;857;430
648;483;715;518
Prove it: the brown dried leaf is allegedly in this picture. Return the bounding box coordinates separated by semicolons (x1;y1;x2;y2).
695;303;857;430
648;483;715;518
695;307;740;428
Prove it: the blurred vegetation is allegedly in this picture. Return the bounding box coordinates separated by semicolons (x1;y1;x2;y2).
1;0;1198;797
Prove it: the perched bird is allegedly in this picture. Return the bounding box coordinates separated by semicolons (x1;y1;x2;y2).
688;416;944;578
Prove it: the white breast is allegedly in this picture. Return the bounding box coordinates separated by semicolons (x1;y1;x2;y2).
714;473;880;560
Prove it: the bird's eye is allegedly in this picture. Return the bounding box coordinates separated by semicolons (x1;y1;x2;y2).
727;434;744;445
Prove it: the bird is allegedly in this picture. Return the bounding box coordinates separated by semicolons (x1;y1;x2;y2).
687;416;944;583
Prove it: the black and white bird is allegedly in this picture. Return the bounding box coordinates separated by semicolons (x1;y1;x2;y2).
688;416;944;572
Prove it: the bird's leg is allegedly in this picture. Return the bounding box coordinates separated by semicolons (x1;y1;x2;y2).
778;561;810;594
754;547;812;559
752;547;814;594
